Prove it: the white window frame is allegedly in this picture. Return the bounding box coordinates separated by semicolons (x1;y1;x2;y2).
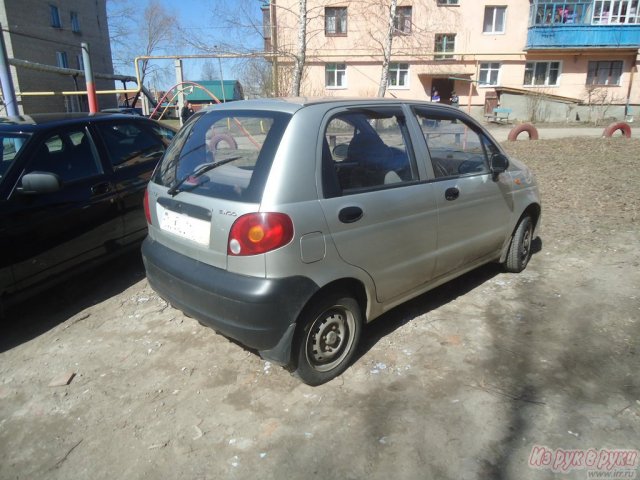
586;60;624;85
325;63;347;89
434;34;456;60
483;6;507;33
478;62;501;86
437;0;459;5
523;61;562;87
388;63;410;89
593;0;639;24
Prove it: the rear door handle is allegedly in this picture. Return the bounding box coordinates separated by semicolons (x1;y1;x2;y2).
445;187;459;201
338;206;363;224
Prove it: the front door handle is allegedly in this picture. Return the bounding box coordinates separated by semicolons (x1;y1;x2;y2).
445;187;459;201
339;206;363;224
91;182;112;195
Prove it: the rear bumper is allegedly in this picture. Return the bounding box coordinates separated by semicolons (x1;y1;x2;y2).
141;238;319;365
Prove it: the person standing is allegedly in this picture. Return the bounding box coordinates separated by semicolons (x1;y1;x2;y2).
449;91;460;108
431;89;441;102
181;101;194;124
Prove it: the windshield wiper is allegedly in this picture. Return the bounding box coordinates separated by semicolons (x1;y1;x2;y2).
167;156;241;196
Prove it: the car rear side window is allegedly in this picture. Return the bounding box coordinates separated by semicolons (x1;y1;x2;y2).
413;109;496;179
96;121;165;169
25;128;102;183
322;109;418;196
153;110;291;203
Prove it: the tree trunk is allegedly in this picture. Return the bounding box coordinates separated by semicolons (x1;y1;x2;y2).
377;0;397;98
291;0;307;96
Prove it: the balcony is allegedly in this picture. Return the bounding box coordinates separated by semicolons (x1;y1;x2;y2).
526;24;640;49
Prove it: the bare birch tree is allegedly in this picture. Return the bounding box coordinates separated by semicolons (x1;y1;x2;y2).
291;0;308;96
107;0;177;105
377;0;398;97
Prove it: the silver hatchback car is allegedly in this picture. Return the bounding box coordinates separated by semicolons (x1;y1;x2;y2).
142;98;541;385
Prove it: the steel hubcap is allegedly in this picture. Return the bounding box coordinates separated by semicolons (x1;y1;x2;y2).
306;306;355;372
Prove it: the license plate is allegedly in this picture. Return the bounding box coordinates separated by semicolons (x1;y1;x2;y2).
157;204;210;246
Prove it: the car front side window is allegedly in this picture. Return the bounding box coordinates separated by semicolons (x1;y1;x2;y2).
25;128;102;183
413;110;491;179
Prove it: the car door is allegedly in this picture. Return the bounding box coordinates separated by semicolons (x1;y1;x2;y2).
412;107;514;278
6;126;123;294
318;106;439;303
93;120;174;246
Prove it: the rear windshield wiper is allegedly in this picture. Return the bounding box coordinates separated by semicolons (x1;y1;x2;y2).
167;156;241;196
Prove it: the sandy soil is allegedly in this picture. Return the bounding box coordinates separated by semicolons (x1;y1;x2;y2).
1;137;639;479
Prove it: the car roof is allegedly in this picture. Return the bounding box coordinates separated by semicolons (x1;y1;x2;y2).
0;112;161;133
201;97;462;115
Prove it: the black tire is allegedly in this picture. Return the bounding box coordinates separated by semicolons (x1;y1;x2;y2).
293;293;362;386
505;215;533;273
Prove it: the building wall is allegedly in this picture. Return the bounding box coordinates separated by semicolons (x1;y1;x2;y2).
1;0;116;114
272;0;639;122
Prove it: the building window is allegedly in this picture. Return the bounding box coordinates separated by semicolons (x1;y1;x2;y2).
479;62;501;86
325;63;346;88
394;6;412;34
437;0;459;5
70;11;80;32
56;51;69;68
586;60;623;85
483;6;506;33
50;4;62;28
524;61;561;86
388;63;409;88
434;34;455;60
76;54;84;71
325;7;347;35
593;0;639;24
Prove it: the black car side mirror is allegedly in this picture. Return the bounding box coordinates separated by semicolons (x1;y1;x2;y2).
18;172;62;194
490;153;509;177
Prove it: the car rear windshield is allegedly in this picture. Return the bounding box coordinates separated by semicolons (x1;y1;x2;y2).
152;110;291;203
0;133;30;183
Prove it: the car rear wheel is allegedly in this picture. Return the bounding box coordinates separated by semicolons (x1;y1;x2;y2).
293;293;362;386
505;215;533;273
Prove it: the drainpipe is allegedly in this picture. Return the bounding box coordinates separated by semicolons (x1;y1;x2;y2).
0;23;19;116
81;42;98;112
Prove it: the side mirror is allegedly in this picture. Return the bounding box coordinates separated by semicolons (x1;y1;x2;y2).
18;172;62;194
490;153;509;176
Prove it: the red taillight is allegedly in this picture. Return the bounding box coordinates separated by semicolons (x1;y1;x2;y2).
228;213;294;256
143;188;152;225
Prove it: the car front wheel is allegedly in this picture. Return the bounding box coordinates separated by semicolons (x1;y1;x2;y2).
505;215;533;273
293;293;362;386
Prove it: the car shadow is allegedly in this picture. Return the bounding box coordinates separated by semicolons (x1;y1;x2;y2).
0;249;146;353
355;237;542;362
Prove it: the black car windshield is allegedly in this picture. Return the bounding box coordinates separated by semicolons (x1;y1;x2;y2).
153;110;291;203
0;133;30;184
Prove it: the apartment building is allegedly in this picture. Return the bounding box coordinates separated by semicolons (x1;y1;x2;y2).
0;0;116;114
266;0;640;121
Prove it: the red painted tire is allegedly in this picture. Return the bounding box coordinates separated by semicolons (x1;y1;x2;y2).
208;133;238;150
507;123;539;141
602;122;632;138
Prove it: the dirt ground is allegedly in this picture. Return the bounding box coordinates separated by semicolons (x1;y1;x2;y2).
1;136;639;480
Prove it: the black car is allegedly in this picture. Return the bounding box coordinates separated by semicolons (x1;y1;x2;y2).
0;113;175;308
